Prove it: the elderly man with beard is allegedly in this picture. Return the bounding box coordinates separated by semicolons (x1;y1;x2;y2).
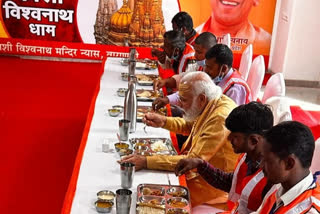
119;71;239;208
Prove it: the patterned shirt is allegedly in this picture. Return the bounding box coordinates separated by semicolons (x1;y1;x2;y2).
197;156;260;193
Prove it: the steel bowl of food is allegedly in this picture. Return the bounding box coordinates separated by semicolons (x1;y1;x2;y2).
97;190;116;202
121;73;129;81
112;105;124;113
120;58;129;66
118;148;133;157
167;186;188;198
94;200;113;213
114;142;129;152
117;88;127;97
167;197;188;208
108;108;120;117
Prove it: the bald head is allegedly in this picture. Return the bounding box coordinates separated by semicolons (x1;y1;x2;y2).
194;32;217;49
179;71;222;101
194;32;217;61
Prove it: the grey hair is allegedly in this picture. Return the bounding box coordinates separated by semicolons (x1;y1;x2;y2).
180;71;222;101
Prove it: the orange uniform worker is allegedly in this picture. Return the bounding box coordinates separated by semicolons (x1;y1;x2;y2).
152;30;195;77
171;11;200;46
152;32;217;109
253;121;320;214
175;102;274;212
204;44;252;105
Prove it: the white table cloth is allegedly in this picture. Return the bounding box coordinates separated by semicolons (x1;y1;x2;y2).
69;58;179;214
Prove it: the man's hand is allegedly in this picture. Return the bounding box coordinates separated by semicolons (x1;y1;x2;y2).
151;49;166;64
118;154;147;171
175;158;204;176
142;112;166;128
152;97;169;110
153;79;167;91
153;78;177;91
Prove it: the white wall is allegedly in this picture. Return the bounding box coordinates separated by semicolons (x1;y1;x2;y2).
269;0;320;82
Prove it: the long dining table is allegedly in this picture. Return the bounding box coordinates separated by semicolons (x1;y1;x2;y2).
62;57;181;214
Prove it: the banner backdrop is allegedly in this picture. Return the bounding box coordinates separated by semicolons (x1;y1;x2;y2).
0;0;276;58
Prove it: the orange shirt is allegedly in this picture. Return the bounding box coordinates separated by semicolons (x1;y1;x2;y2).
186;31;199;46
255;172;320;213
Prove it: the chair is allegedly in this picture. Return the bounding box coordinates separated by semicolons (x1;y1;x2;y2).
246;55;265;101
264;96;292;125
311;138;320;173
221;33;231;48
239;44;253;81
262;73;285;103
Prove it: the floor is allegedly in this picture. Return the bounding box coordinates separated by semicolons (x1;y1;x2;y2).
260;86;320;111
285;86;320;111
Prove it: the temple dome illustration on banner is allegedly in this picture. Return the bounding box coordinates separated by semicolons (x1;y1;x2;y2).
94;0;166;48
128;0;166;48
94;0;118;44
107;0;133;46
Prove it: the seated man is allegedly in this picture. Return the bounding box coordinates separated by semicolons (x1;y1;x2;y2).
193;32;217;70
175;102;274;213
171;11;199;46
153;32;217;109
119;71;239;208
253;121;320;214
204;44;252;105
151;30;195;75
153;43;251;111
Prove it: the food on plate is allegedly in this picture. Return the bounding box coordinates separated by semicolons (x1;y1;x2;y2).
134;144;149;151
137;90;152;97
135;150;152;156
136;142;147;147
151;140;168;152
167;198;188;208
168;200;187;208
137;112;145;118
167;208;189;214
149;199;161;205
136;206;165;214
167;187;187;197
168;191;185;197
136;90;161;99
146;61;157;69
142;187;152;195
137;107;151;118
136;74;152;81
138;107;151;113
142;187;163;196
137;106;166;118
150;190;163;196
136;74;158;83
